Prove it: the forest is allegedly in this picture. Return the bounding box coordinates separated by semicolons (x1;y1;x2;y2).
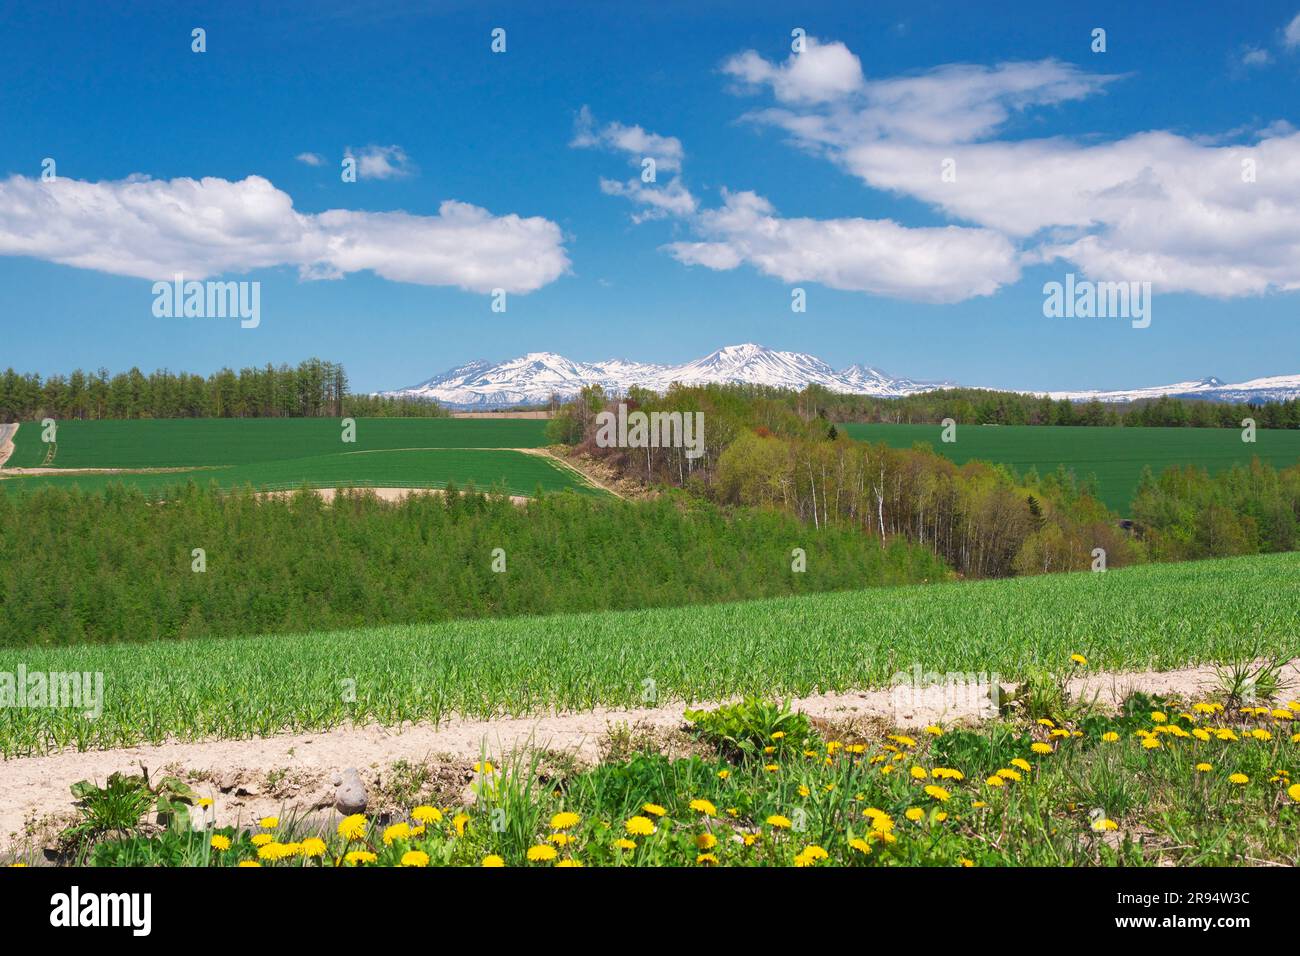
0;483;945;646
0;359;447;421
549;383;1300;578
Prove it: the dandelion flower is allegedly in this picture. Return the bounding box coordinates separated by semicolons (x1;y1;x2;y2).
210;835;231;852
196;798;214;809
1031;743;1053;755
401;850;430;867
1287;783;1300;802
696;853;719;865
696;833;717;850
642;803;666;817
251;834;273;848
1070;654;1087;665
849;838;871;854
383;822;411;845
300;837;326;858
905;808;924;822
1228;773;1249;785
614;838;636;851
412;806;443;825
238;861;261;868
766;814;792;830
689;799;717;817
1010;758;1031;773
1195;763;1213;772
337;814;367;841
924;785;951;802
626;816;656;836
481;854;505;867
526;844;558;862
1091;818;1118;832
550;811;581;830
258;816;279;829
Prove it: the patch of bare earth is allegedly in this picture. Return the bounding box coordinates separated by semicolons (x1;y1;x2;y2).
254;487;532;506
5;659;1292;857
553;448;652;500
0;423;15;468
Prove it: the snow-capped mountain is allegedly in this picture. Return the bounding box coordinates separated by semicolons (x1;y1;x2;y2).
1041;374;1300;404
385;344;951;407
384;343;1300;407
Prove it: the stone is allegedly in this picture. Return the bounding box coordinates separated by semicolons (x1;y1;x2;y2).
334;767;367;816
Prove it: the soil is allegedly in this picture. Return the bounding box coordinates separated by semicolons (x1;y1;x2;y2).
0;423;16;468
4;658;1292;856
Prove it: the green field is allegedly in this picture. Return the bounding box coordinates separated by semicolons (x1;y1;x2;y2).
5;417;549;468
0;417;594;498
0;448;597;499
2;551;1294;756
840;423;1300;512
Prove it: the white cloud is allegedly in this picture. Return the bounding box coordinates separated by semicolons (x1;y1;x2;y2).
722;37;865;104
344;144;414;180
1286;12;1300;48
598;177;697;222
664;189;1019;302
0;174;568;293
296;152;325;166
573;107;697;223
571;105;684;171
728;43;1300;297
1241;46;1272;67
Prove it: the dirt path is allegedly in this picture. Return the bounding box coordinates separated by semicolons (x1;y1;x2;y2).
4;659;1291;852
531;447;628;500
254;487;531;506
0;423;16;468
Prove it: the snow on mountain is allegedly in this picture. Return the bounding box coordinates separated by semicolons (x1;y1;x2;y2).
1042;373;1300;404
385;343;1300;408
386;343;947;406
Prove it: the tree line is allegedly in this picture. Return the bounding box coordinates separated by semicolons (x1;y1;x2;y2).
0;359;447;422
550;382;1300;578
794;385;1300;430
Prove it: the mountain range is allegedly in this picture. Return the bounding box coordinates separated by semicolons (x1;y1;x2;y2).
383;343;1300;408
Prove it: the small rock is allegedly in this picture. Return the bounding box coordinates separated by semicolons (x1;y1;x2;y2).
334;767;367;816
217;771;239;793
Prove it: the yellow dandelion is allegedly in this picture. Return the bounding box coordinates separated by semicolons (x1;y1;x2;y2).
337;814;367;841
481;854;505;867
766;814;793;829
210;835;231;852
412;806;443;825
550;811;581;830
526;844;558;862
641;803;666;817
401;850;430;867
689;799;717;817
625;816;656;836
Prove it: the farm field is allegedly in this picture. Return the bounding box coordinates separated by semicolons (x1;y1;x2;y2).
3;416;549;468
840;423;1300;513
1;551;1295;758
0;448;597;499
0;417;585;499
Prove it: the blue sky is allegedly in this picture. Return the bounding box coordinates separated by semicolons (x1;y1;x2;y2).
2;0;1299;392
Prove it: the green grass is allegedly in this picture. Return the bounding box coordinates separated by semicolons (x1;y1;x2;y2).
0;448;598;499
839;423;1300;513
5;417;549;469
1;552;1295;757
